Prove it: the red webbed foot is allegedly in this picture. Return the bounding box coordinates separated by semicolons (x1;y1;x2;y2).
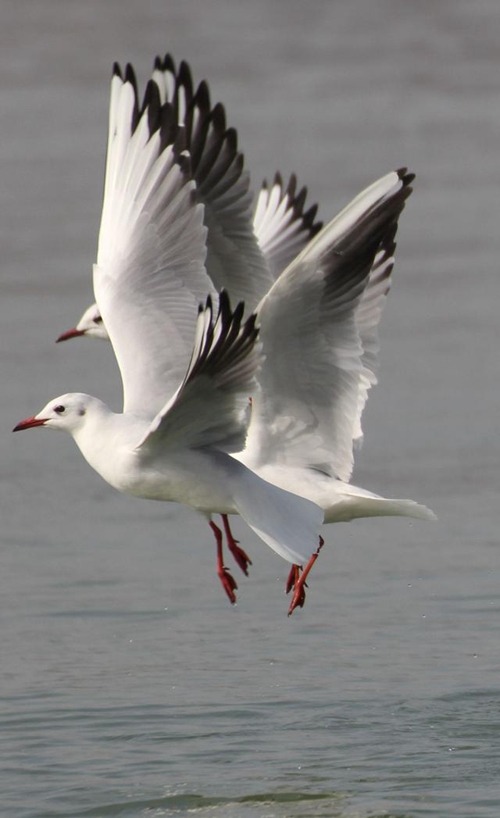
221;514;252;576
285;564;301;595
287;536;324;616
218;565;238;604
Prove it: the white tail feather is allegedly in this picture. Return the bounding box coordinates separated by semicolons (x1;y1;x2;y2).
324;491;436;524
218;456;323;564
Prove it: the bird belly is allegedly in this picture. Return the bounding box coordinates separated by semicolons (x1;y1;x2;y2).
109;448;237;514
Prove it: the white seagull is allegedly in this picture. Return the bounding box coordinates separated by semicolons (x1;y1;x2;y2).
56;56;322;343
52;57;435;607
14;67;326;615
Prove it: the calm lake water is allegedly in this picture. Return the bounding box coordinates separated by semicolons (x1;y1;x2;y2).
2;1;500;816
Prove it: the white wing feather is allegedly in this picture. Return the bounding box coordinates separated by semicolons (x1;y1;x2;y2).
253;173;322;281
93;67;216;417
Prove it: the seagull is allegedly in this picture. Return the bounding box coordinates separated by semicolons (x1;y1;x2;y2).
52;57;435;609
56;56;322;342
14;68;326;615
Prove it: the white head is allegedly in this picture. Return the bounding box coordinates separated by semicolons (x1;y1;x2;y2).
13;393;100;435
56;303;109;342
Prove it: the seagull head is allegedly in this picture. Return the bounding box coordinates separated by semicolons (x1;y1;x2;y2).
56;303;108;342
13;393;94;434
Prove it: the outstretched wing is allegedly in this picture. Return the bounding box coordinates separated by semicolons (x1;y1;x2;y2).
253;173;322;280
245;168;414;482
93;64;216;417
137;291;261;452
180;77;273;309
67;57;323;344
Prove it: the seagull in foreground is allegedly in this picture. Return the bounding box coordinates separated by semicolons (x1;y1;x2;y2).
51;57;435;607
14;77;327;613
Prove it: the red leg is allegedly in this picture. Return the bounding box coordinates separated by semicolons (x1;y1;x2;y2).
221;514;252;576
287;536;324;616
209;520;238;604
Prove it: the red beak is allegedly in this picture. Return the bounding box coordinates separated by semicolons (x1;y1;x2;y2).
13;416;47;432
56;327;85;343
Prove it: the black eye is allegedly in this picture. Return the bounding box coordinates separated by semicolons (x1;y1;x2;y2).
94;316;103;325
54;405;65;414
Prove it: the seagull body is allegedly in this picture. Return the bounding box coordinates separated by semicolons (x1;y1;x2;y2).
21;390;318;557
16;294;323;575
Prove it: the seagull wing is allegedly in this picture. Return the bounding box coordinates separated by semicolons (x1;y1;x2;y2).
187;86;273;312
245;168;414;482
93;64;216;417
74;58;321;346
137;291;261;453
253;173;323;280
152;55;274;311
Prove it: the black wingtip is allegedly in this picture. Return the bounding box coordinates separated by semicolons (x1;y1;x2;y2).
194;80;212;116
159;53;176;74
122;63;140;132
396;167;416;186
303;203;323;236
178;60;194;90
142;78;161;129
224;126;238;153
294;185;307;214
124;63;138;91
159;101;182;152
279;173;323;237
286;173;297;199
211;102;227;134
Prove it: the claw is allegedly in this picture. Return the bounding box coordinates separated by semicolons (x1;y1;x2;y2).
287;581;307;614
287;536;324;616
230;543;252;575
221;514;252;576
285;564;301;595
218;566;238;604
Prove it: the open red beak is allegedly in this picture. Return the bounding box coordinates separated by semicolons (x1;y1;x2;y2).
56;327;85;343
13;416;47;432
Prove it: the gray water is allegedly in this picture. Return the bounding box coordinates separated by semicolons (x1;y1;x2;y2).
2;1;500;816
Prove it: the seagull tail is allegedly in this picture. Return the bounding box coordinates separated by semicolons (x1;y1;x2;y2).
219;455;324;565
324;490;437;524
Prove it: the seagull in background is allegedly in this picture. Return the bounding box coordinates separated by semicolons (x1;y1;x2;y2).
56;56;323;343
